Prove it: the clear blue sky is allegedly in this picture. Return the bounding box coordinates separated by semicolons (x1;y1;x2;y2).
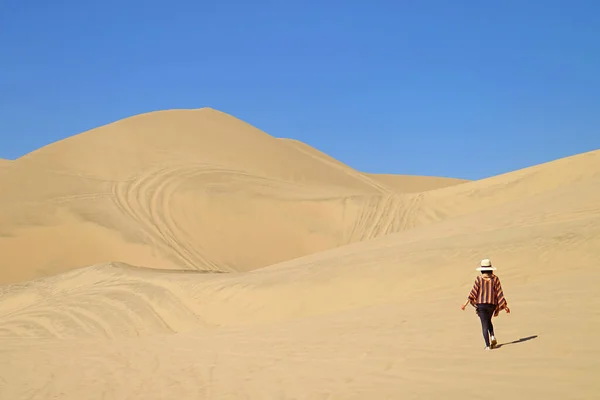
1;1;599;179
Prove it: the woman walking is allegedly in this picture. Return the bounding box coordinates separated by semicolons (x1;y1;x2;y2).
461;259;510;350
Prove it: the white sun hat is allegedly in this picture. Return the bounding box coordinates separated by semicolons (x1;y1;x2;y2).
476;258;497;271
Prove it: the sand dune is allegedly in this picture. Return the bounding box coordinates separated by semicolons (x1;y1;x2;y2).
1;164;599;397
0;108;466;283
0;109;599;399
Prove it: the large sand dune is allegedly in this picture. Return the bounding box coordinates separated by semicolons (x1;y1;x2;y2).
0;108;467;283
0;109;599;399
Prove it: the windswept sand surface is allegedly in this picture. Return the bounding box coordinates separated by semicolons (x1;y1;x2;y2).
0;108;599;399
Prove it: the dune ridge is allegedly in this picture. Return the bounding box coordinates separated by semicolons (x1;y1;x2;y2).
0;108;599;399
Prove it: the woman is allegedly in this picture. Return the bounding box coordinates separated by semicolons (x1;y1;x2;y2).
461;259;510;350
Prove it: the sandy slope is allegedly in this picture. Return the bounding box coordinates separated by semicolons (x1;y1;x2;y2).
0;108;465;283
0;109;599;399
1;147;599;398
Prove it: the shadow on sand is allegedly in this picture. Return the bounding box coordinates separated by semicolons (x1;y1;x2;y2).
495;335;538;349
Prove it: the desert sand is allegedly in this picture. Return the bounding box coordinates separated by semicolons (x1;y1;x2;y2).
0;108;598;399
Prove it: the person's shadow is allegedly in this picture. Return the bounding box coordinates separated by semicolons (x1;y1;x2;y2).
495;335;538;349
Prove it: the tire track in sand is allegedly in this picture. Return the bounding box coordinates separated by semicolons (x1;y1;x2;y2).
112;164;227;271
111;164;313;272
344;193;425;244
0;263;206;339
